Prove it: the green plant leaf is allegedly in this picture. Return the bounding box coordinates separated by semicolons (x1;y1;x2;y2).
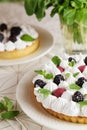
35;70;53;79
68;61;75;67
35;70;46;75
78;101;87;106
38;88;51;97
1;97;14;111
73;72;79;77
21;34;35;42
51;56;61;66
70;83;81;90
44;73;53;79
24;0;38;15
63;8;76;25
0;102;6;111
65;73;70;78
0;111;19;119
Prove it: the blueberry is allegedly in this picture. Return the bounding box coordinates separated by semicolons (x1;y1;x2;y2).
8;35;17;42
76;77;86;88
72;91;84;102
10;26;22;36
0;33;4;42
84;56;87;65
68;57;76;63
0;23;7;32
34;79;46;88
53;74;64;85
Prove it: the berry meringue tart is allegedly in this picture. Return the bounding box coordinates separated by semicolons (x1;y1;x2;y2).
0;23;39;59
33;54;87;123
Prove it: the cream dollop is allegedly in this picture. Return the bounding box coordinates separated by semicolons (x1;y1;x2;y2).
5;41;15;51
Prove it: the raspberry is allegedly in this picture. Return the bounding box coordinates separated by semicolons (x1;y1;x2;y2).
10;26;22;36
57;66;64;72
0;33;4;42
52;87;66;98
8;35;17;42
78;65;86;72
0;23;7;32
72;91;84;102
53;74;64;85
68;57;76;63
84;56;87;65
75;77;86;88
34;79;46;88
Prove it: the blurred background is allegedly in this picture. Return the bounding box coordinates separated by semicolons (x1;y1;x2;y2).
0;0;23;2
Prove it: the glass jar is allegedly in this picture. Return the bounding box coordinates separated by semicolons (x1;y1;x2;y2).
61;22;87;54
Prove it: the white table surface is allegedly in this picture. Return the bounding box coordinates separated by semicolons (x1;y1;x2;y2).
0;2;64;130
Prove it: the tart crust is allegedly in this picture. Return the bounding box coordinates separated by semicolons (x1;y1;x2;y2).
0;38;39;59
46;108;87;124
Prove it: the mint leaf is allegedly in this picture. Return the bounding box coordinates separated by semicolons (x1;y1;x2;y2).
35;70;53;79
0;111;19;119
68;61;75;67
21;34;35;42
24;0;38;15
0;102;6;111
44;73;53;79
78;101;87;106
65;73;70;78
35;70;46;75
0;97;20;120
2;97;14;111
51;56;61;66
63;8;76;25
70;83;81;90
73;72;79;77
38;88;51;97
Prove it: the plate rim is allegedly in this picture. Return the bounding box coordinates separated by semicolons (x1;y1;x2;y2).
0;25;54;66
16;66;87;130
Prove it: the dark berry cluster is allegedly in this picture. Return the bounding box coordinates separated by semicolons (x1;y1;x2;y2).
10;26;22;36
76;77;86;88
53;74;64;85
9;26;22;42
0;33;4;42
0;23;7;32
72;91;84;102
84;56;87;65
34;79;46;88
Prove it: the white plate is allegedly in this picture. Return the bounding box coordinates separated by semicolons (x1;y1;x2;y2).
16;67;87;130
0;26;54;66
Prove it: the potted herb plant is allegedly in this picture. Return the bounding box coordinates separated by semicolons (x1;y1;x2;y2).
24;0;87;54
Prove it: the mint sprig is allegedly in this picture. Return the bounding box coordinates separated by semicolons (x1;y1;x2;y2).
0;97;19;120
65;73;70;78
51;56;61;66
70;83;81;90
21;34;35;42
68;61;75;67
24;0;87;44
38;88;51;98
73;72;79;77
78;101;87;106
35;70;53;79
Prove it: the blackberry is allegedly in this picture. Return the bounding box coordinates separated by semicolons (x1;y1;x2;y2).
53;74;64;85
0;33;4;42
68;57;76;63
76;77;86;88
84;56;87;65
8;35;17;42
34;79;46;88
10;26;22;36
0;23;7;32
72;91;84;102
